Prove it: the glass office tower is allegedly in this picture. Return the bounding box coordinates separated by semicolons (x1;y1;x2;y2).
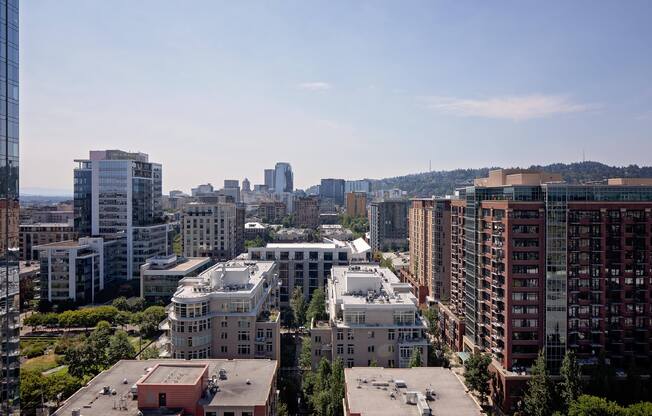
0;0;19;413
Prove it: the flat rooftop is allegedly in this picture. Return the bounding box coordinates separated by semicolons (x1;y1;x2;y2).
332;265;417;307
53;359;277;415
140;363;207;385
264;242;337;249
33;239;83;249
345;367;481;416
20;222;73;228
144;257;210;274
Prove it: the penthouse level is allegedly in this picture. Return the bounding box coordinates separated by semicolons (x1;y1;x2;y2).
311;265;428;369
165;260;280;362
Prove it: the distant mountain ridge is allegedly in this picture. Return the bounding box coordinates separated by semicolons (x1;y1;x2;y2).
372;161;652;198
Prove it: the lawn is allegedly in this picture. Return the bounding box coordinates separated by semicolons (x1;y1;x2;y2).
22;353;61;373
128;335;156;352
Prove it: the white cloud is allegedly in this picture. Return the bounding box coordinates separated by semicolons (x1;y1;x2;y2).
422;94;595;120
297;81;332;91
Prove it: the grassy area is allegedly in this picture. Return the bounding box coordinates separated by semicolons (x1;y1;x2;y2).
128;335;155;352
22;353;61;373
20;336;59;351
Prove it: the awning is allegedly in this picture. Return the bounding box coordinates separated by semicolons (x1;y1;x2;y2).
457;351;471;363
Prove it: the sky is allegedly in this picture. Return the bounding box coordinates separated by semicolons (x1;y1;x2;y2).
20;0;652;195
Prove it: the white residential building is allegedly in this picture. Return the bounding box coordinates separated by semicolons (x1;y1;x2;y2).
164;260;280;361
311;265;428;369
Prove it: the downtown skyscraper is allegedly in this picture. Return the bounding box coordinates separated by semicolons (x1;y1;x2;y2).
0;0;19;412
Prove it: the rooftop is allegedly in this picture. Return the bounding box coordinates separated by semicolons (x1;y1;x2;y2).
143;256;211;275
140;363;207;385
173;260;276;300
344;367;481;416
19;222;73;228
53;359;277;415
331;265;417;307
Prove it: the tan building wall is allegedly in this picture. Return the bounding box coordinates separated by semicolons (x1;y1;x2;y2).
19;223;76;261
346;192;367;218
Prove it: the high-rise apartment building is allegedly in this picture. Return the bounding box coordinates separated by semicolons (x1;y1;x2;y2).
222;179;240;203
182;201;238;261
346;192;367;218
310;265;428;369
73;150;168;279
165;260;280;362
407;198;451;304
320;178;345;206
294;196;320;229
248;239;370;304
273;162;293;194
369;199;409;252
0;1;19;410
440;169;652;411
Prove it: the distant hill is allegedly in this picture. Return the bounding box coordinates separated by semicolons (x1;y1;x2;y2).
371;161;652;197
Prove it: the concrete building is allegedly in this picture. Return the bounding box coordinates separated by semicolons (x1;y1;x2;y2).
257;201;286;224
222;179;241;203
346;192;367;218
182;201;238;261
248;239;370;304
165;260;280;362
343;367;481;416
74;149;168;279
35;236;125;304
53;359;278;416
320;224;354;241
20;207;74;225
345;179;372;194
19;223;77;261
311;265;428;369
407;198;451;304
369;199;409;252
295;196;320;229
274;162;293;194
321;178;346;206
140;254;212;303
441;169;652;412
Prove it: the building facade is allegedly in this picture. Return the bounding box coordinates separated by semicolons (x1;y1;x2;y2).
345;179;371;194
19;223;76;261
165;260;280;362
140;254;212;303
73;150;168;279
440;169;652;412
274;162;293;194
182;202;238;261
295;196;320;229
320;178;345;207
264;168;275;191
346;192;367;218
310;265;428;369
257;201;286;224
0;1;19;410
36;236;124;305
369;199;409;252
407;198;451;303
248;240;368;304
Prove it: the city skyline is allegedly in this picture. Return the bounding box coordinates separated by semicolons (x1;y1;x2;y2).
20;1;652;194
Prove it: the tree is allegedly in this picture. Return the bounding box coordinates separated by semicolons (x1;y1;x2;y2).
409;347;423;367
139;305;166;337
65;335;104;378
106;330;136;363
329;358;345;416
277;401;289;416
588;350;616;399
46;371;82;405
422;306;441;348
20;370;48;414
306;288;327;325
245;235;265;249
299;337;312;369
310;358;332;416
290;288;308;328
112;296;130;311
568;395;624;416
524;352;553;416
139;346;160;360
464;352;492;404
559;350;582;411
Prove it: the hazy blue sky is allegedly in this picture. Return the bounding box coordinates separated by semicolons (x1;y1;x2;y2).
21;1;652;194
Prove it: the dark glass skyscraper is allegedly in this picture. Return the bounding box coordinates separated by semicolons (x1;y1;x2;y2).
0;0;19;412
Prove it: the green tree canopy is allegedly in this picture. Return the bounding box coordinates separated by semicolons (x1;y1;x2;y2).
290;288;308;327
306;288;327;325
559;351;582;411
409;347;423;367
106;330;136;363
524;351;553;416
464;352;492;404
